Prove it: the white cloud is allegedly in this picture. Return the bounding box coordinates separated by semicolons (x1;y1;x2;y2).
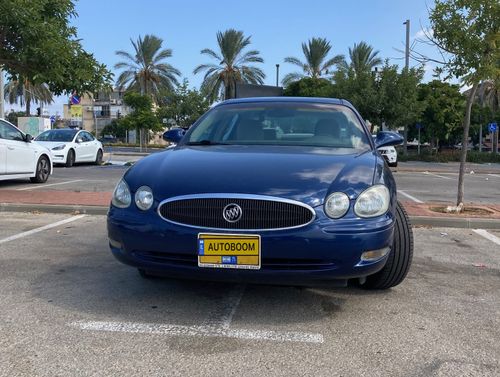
414;28;433;41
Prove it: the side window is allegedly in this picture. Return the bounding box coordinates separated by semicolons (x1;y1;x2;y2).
82;132;94;142
0;120;24;141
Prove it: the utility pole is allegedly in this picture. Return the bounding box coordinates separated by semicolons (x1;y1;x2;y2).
275;64;280;87
0;68;4;119
403;19;410;154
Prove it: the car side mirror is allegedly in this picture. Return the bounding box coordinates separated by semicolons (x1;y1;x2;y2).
163;128;186;143
25;134;33;142
374;131;403;149
76;137;83;143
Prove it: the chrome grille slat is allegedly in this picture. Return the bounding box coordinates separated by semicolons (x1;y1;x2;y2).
157;194;315;231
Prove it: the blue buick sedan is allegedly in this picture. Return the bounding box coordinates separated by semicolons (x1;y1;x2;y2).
107;97;413;289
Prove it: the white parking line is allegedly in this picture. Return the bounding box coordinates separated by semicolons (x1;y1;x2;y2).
16;180;83;191
0;215;86;245
71;320;324;344
487;174;500;179
202;285;245;329
398;190;424;203
473;229;500;246
422;172;454;180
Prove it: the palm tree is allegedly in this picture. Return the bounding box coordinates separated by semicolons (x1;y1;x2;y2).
282;37;345;85
114;35;181;102
341;41;383;76
194;29;265;101
4;78;53;115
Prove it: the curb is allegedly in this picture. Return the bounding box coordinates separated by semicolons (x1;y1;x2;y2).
2;203;500;229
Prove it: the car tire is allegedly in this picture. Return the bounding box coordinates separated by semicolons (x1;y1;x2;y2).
362;201;413;290
94;149;103;165
389;161;398;167
65;149;75;167
30;156;50;183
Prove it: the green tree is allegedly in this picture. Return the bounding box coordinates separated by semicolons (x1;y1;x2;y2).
119;92;161;145
194;29;265;102
4;77;53;115
283;77;335;98
5;110;25;126
282;37;344;85
115;35;181;102
101;119;127;140
425;0;499;207
417;80;466;148
340;41;383;76
0;0;112;95
156;80;210;128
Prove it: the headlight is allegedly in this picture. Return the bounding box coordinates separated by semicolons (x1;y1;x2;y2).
134;186;154;211
354;185;390;218
52;144;66;150
112;179;131;208
324;192;350;219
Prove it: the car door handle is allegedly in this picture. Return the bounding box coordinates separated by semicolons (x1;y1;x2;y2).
7;146;15;150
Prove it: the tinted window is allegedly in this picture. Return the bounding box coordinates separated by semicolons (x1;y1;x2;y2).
0;120;24;141
82;132;94;142
185;102;370;151
36;129;78;142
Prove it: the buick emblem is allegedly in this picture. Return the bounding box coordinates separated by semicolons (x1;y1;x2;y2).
223;203;243;223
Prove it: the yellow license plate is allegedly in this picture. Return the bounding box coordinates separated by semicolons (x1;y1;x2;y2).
198;233;261;270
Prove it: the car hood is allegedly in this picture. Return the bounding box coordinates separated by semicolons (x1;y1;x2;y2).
34;141;69;149
125;145;378;207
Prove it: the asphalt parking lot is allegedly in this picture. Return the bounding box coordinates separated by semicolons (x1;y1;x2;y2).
1;212;499;376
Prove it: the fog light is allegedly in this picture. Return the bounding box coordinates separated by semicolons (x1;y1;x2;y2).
361;247;390;262
109;238;122;249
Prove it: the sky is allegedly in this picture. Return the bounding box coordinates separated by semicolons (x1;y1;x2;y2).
6;0;440;115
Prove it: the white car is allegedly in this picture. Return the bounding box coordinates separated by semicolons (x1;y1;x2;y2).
372;135;397;167
378;145;398;167
35;128;103;167
0;118;53;183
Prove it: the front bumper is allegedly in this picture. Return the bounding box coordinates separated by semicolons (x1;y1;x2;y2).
107;205;395;286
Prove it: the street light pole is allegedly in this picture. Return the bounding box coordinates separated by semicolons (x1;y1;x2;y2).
275;64;280;87
403;19;410;155
0;68;4;119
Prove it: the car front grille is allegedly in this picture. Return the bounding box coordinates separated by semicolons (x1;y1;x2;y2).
157;194;315;230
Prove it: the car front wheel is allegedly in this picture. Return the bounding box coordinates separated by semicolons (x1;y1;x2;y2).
30;156;50;183
65;149;75;167
362;201;413;290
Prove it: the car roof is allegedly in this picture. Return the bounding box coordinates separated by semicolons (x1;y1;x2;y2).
216;96;354;108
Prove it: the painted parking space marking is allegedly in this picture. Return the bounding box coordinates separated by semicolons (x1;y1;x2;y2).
71;320;324;344
71;284;322;344
473;229;500;246
487;174;500;179
0;215;86;245
16;180;83;191
398;190;424;203
422;172;454;180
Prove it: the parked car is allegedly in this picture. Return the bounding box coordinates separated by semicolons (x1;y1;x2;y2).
35;128;103;167
372;135;398;167
0;118;53;183
99;135;118;145
454;142;473;150
108;97;413;290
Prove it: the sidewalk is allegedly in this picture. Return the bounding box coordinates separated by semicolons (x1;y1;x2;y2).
1;189;499;229
394;161;500;174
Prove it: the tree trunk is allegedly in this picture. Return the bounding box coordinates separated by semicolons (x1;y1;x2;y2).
26;100;30;116
456;81;479;207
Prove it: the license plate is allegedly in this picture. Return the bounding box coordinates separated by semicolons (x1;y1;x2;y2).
198;233;261;270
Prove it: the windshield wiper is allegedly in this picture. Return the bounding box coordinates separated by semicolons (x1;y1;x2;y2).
186;140;230;146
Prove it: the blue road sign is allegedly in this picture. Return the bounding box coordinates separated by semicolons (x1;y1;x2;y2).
416;123;423;130
50;115;56;124
489;122;497;133
70;95;80;105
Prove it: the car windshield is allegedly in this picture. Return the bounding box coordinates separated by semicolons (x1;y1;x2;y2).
36;129;78;142
184;102;371;151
